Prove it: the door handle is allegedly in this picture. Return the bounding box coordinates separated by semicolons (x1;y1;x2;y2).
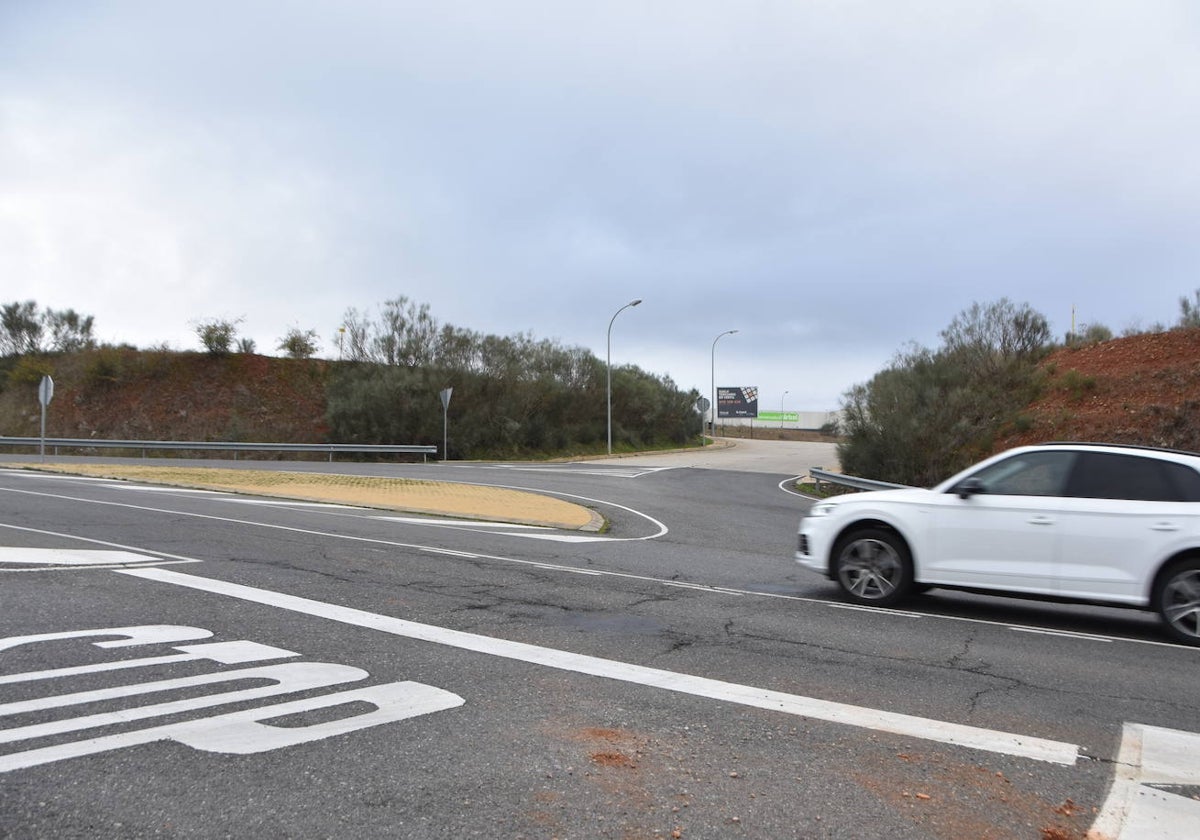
1151;522;1181;532
1028;516;1055;525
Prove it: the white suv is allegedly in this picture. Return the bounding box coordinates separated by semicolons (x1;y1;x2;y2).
795;443;1200;645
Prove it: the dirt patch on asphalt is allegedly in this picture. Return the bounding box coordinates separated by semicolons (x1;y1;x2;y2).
6;463;602;531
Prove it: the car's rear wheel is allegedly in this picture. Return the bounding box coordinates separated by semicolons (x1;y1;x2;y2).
1156;559;1200;646
832;528;914;607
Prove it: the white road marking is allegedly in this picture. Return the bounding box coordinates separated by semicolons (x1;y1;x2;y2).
518;533;613;543
3;517;1197;653
0;483;667;544
103;485;224;494
226;499;365;510
0;680;463;773
827;603;924;618
0;625;212;652
380;516;551;530
0;527;201;567
479;465;675;478
0;640;298;685
118;566;1081;765
1010;627;1114;642
0;662;367;745
1;471;104;482
0;547;172;567
1089;723;1200;839
382;517;612;543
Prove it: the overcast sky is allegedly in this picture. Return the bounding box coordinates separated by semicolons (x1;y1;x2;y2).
4;2;1199;411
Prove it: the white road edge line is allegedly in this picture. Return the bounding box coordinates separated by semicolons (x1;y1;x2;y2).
116;566;1080;766
1009;627;1114;643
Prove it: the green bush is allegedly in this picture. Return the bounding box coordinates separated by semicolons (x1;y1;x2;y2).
837;299;1052;486
6;355;53;388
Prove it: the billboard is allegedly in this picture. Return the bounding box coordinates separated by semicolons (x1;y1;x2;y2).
717;386;758;418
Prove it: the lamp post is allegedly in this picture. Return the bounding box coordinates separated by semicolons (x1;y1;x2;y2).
710;329;738;443
781;390;789;428
607;298;642;455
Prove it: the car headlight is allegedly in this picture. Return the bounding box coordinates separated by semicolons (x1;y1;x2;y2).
805;502;836;518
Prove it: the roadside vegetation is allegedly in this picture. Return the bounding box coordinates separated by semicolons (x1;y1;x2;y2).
7;291;1200;470
834;292;1200;487
0;297;700;460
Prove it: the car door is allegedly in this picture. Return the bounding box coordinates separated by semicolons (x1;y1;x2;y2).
1054;452;1200;605
925;451;1076;594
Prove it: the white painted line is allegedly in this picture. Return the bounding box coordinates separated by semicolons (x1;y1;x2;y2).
2;472;106;482
0;548;169;567
1009;627;1114;642
0;680;463;773
528;564;603;576
381;516;550;530
118;567;1081;766
3;515;1196;652
0;641;298;685
518;533;612;543
102;485;225;494
0;662;367;745
227;500;365;510
0;625;212;653
1089;723;1200;839
479;465;673;478
827;603;924;618
421;548;481;559
0;524;202;566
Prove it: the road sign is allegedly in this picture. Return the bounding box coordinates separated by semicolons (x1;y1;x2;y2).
39;375;54;461
439;388;453;461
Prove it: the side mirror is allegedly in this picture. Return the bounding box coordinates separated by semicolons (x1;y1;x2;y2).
956;478;985;500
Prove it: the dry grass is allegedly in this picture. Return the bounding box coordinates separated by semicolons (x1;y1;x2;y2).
5;463;601;530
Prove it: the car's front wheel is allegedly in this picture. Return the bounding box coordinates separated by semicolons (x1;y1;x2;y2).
832;528;914;607
1155;559;1200;646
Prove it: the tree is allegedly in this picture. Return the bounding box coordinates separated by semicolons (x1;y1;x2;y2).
0;301;44;355
45;308;97;352
338;308;374;362
325;298;699;458
373;297;439;366
278;327;320;359
838;299;1053;486
939;298;1051;374
195;317;241;355
1179;289;1200;329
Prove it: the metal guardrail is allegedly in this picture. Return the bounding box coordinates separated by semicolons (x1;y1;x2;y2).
808;467;911;493
0;436;438;462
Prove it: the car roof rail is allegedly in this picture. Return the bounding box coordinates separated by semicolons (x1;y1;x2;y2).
1035;441;1200;458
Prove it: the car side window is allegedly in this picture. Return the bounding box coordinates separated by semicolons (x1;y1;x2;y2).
1065;452;1200;502
1164;461;1200;501
963;451;1075;497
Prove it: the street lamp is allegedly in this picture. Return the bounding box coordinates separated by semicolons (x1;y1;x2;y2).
710;329;738;443
607;298;642;455
781;390;789;428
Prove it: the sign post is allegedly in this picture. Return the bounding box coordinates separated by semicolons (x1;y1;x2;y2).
695;397;711;444
38;375;55;462
438;387;453;461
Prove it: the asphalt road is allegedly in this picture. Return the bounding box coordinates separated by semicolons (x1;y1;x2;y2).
2;444;1198;839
